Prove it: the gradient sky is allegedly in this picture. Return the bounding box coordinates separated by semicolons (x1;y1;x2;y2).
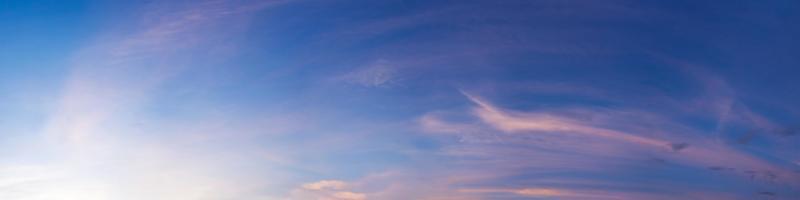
1;0;799;199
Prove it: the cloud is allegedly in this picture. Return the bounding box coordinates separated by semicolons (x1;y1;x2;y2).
514;188;565;196
459;187;657;199
409;88;800;199
0;1;295;200
457;187;739;200
3;1;798;200
331;192;367;200
462;91;670;148
44;0;285;146
418;112;481;134
338;59;398;88
292;180;366;200
302;180;349;191
459;188;566;197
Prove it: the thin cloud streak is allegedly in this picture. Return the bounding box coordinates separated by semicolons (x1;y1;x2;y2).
409;89;800;199
291;180;366;200
462;91;670;148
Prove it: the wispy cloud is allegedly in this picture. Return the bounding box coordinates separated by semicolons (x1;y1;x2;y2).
462;91;670;148
0;1;293;200
291;180;366;200
337;59;399;88
408;87;800;199
2;1;798;199
302;180;349;191
44;0;279;145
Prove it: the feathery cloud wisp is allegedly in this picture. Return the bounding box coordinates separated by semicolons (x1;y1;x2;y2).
462;91;669;148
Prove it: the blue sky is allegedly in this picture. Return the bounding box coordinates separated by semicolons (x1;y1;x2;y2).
0;0;799;199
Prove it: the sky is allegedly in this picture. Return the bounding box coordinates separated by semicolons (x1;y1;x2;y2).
0;0;799;199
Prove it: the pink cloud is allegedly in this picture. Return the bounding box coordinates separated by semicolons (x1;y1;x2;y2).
462;91;670;148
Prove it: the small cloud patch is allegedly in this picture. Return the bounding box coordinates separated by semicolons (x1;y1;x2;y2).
338;60;398;88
